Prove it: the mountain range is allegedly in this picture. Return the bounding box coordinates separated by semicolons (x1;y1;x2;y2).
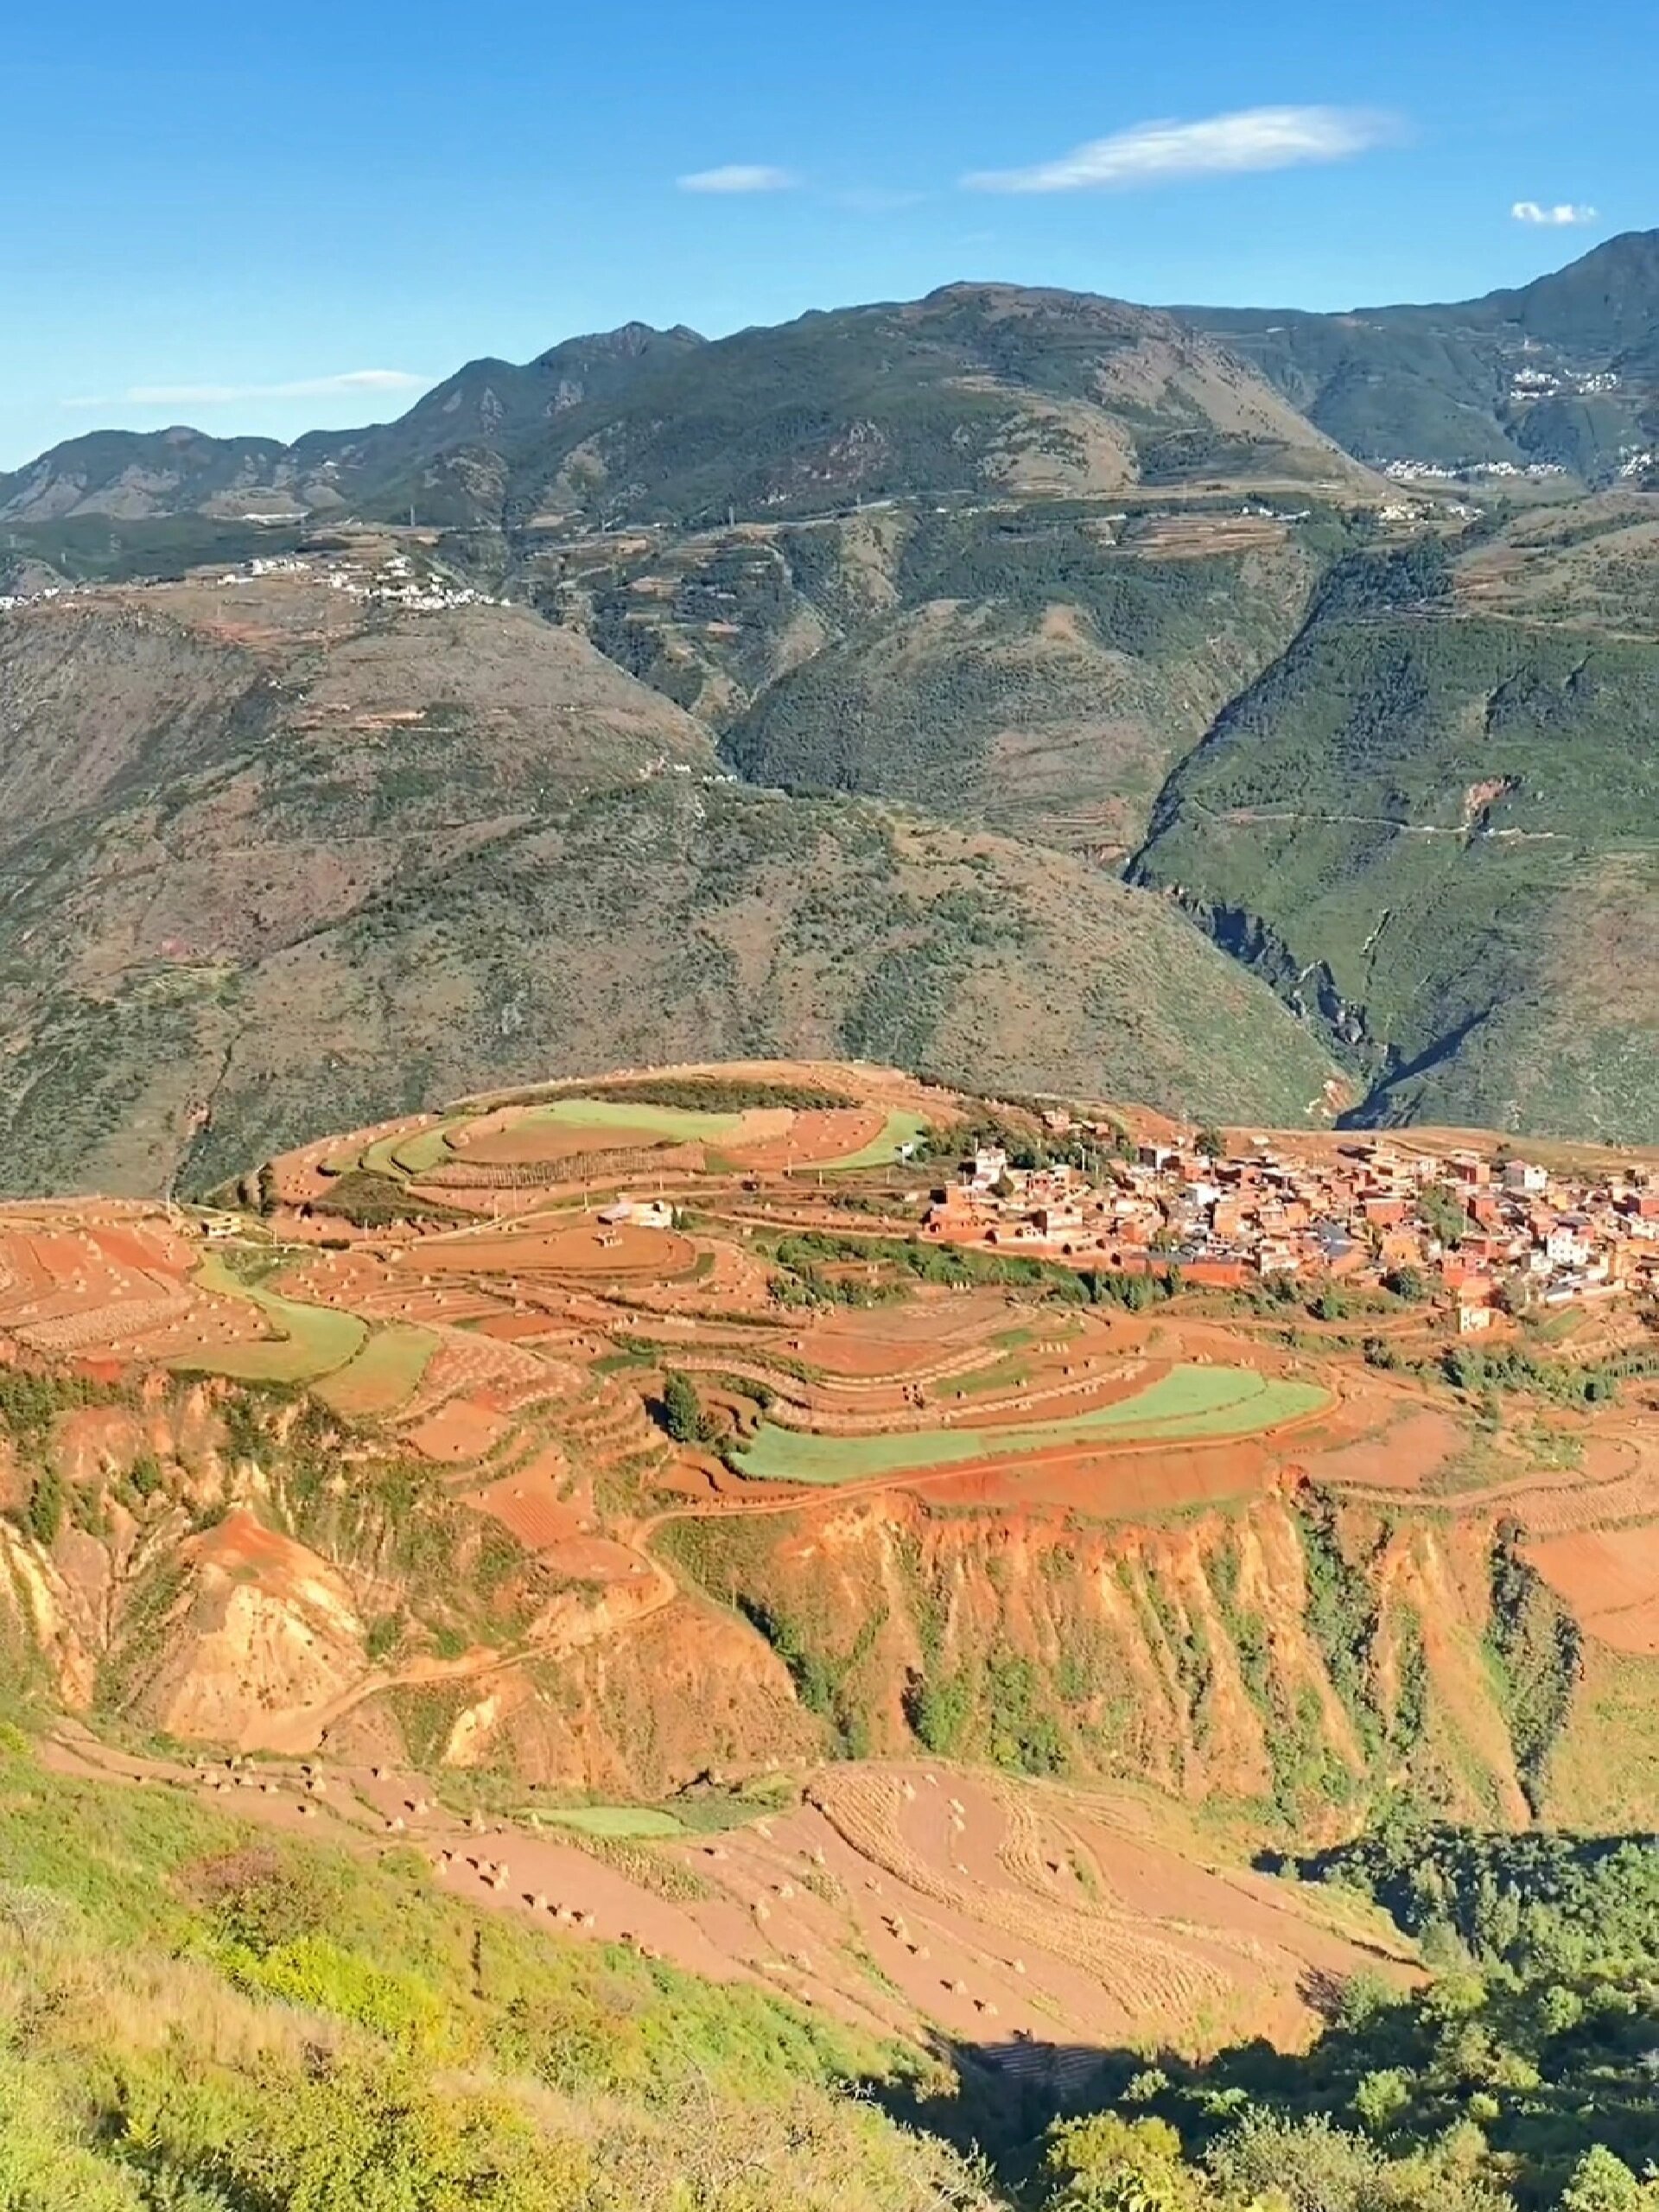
5;231;1656;537
2;232;1657;1190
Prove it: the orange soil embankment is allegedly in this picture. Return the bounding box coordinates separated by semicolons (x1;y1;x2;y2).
920;1433;1283;1515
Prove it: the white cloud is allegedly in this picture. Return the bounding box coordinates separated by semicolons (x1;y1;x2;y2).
1510;200;1599;226
677;163;798;194
64;369;430;410
829;186;928;214
963;104;1400;194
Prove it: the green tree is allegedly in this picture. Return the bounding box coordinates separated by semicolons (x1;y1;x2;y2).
1039;2112;1206;2210
25;1465;65;1547
1352;2067;1412;2134
1560;2146;1653;2212
660;1370;703;1446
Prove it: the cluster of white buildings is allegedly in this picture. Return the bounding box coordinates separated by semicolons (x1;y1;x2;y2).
923;1121;1659;1328
1381;457;1569;486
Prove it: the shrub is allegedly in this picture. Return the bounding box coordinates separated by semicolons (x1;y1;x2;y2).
25;1465;66;1547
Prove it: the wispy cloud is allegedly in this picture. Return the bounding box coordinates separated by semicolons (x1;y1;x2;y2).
1510;200;1599;226
677;163;798;194
829;186;928;215
64;369;430;410
963;105;1400;194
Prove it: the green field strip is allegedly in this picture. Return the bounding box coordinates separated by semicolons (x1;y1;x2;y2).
953;1357;1033;1396
514;1096;748;1142
732;1364;1330;1484
820;1109;932;1170
537;1805;687;1839
314;1323;441;1420
391;1119;470;1176
166;1253;367;1384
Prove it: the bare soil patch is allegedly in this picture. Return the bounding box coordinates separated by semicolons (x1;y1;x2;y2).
1528;1522;1659;1652
414;1221;696;1281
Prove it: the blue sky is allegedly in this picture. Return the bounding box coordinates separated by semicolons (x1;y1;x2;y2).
3;0;1654;467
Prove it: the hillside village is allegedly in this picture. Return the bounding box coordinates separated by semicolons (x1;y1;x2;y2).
925;1116;1659;1330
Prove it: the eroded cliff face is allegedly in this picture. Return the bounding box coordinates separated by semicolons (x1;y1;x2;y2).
0;1372;1622;1824
656;1490;1550;1832
0;1378;821;1793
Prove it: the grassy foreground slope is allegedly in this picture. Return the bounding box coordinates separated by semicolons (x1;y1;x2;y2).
1134;520;1659;1139
0;1731;995;2212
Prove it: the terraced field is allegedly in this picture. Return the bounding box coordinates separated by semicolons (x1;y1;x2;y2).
820;1109;932;1170
313;1321;441;1419
165;1253;366;1383
732;1364;1331;1484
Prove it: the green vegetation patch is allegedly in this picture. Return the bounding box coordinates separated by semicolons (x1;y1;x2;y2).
537;1805;687;1840
314;1324;441;1421
822;1109;932;1170
165;1252;366;1385
734;1364;1329;1484
512;1096;748;1143
390;1119;469;1175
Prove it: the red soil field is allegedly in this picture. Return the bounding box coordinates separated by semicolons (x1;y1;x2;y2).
723;1106;886;1169
412;1221;696;1281
402;1397;514;1464
1299;1404;1466;1493
472;1311;566;1342
473;1469;585;1552
1527;1522;1659;1653
794;1290;1038;1377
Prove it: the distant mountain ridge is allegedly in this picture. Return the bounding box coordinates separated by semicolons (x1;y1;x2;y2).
3;233;1655;534
1184;229;1659;477
3;232;1659;1179
2;282;1378;533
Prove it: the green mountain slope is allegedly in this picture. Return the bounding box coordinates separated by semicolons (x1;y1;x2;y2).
0;284;1379;538
711;503;1325;858
1133;509;1659;1138
1185;229;1659;478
